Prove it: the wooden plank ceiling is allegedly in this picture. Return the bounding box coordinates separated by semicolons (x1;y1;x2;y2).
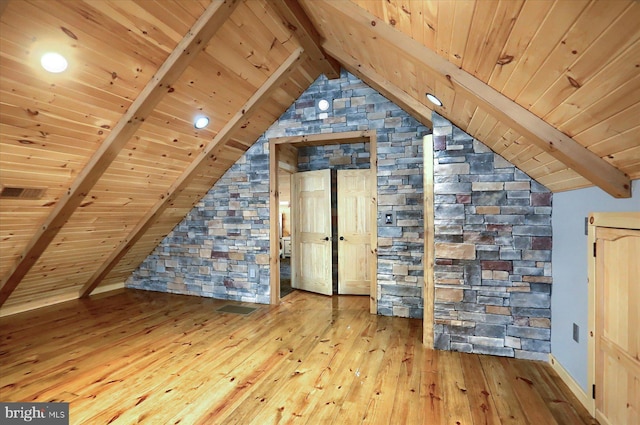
0;0;638;314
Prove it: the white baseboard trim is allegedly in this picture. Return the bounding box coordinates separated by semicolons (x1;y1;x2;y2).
548;354;594;415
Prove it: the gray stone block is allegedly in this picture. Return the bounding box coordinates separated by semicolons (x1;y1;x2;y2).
510;292;550;308
521;338;551;353
507;325;551;340
451;343;474;353
475;324;506;338
473;191;507;205
435;333;451;350
472;346;515;357
511;307;551;318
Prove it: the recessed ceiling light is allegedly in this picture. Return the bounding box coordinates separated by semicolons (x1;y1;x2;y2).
426;93;443;107
194;116;209;129
41;52;68;73
318;99;330;111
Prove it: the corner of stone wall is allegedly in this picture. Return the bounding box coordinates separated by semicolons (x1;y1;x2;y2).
431;112;552;361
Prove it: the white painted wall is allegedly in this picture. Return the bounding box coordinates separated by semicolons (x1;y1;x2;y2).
551;179;639;392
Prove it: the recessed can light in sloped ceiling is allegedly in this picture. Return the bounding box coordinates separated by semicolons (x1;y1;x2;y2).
194;116;209;129
40;52;68;73
426;93;443;107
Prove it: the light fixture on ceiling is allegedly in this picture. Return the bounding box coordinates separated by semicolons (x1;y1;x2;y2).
425;93;443;107
40;52;68;73
194;116;209;129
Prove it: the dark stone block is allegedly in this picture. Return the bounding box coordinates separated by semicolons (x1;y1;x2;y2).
511;307;551;318
435;333;451;350
531;192;552;206
481;260;513;272
475;323;506;338
473;191;507;206
531;237;552;250
464;263;482;286
469;153;495;174
433;135;447;151
530;283;551;293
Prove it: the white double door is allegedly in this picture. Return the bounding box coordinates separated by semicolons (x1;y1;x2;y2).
291;169;371;296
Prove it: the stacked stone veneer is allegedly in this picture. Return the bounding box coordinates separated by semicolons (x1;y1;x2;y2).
126;71;554;360
432;113;553;361
127;70;428;314
126;141;272;303
268;70;428;318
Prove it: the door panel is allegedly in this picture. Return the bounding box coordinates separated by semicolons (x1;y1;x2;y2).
338;169;371;295
595;227;640;425
291;169;332;295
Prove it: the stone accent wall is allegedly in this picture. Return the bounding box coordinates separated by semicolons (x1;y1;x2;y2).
431;113;552;361
126;140;272;303
269;71;428;318
128;70;428;315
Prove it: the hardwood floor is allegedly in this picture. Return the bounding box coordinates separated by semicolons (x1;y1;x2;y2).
0;289;596;424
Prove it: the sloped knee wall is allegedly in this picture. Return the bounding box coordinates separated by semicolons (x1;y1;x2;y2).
432;113;552;361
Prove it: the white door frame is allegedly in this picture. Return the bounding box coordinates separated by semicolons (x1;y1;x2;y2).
268;131;377;313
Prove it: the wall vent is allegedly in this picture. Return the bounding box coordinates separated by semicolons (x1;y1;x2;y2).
0;186;46;200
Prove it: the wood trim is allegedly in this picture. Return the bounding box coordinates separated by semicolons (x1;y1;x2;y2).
318;0;632;199
587;212;640;417
368;132;378;314
423;134;435;348
0;0;242;306
548;354;592;414
268;130;378;314
271;0;340;79
270;130;371;146
80;46;305;298
324;44;433;129
269;138;284;304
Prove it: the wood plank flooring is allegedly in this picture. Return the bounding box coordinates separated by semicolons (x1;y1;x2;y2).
0;289;597;424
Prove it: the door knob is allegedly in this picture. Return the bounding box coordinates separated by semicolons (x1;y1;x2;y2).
324;236;330;241
339;236;344;240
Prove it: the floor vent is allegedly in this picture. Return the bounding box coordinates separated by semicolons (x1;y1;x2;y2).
1;186;46;200
216;304;258;315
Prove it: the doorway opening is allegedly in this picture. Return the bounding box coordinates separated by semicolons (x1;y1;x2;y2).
268;131;378;313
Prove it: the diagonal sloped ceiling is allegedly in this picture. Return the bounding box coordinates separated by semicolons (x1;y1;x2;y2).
0;0;638;314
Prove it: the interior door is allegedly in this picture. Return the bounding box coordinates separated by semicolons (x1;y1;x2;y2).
291;169;332;295
337;169;371;295
595;226;640;425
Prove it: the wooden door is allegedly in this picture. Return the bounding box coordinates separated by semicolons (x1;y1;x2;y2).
337;169;371;295
595;226;640;425
291;169;332;295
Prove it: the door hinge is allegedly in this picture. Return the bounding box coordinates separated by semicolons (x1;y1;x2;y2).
593;242;597;257
592;384;596;399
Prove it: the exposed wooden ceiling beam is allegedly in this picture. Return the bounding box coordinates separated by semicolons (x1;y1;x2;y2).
79;47;305;298
0;0;241;307
271;0;340;79
324;44;433;129
319;0;632;198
